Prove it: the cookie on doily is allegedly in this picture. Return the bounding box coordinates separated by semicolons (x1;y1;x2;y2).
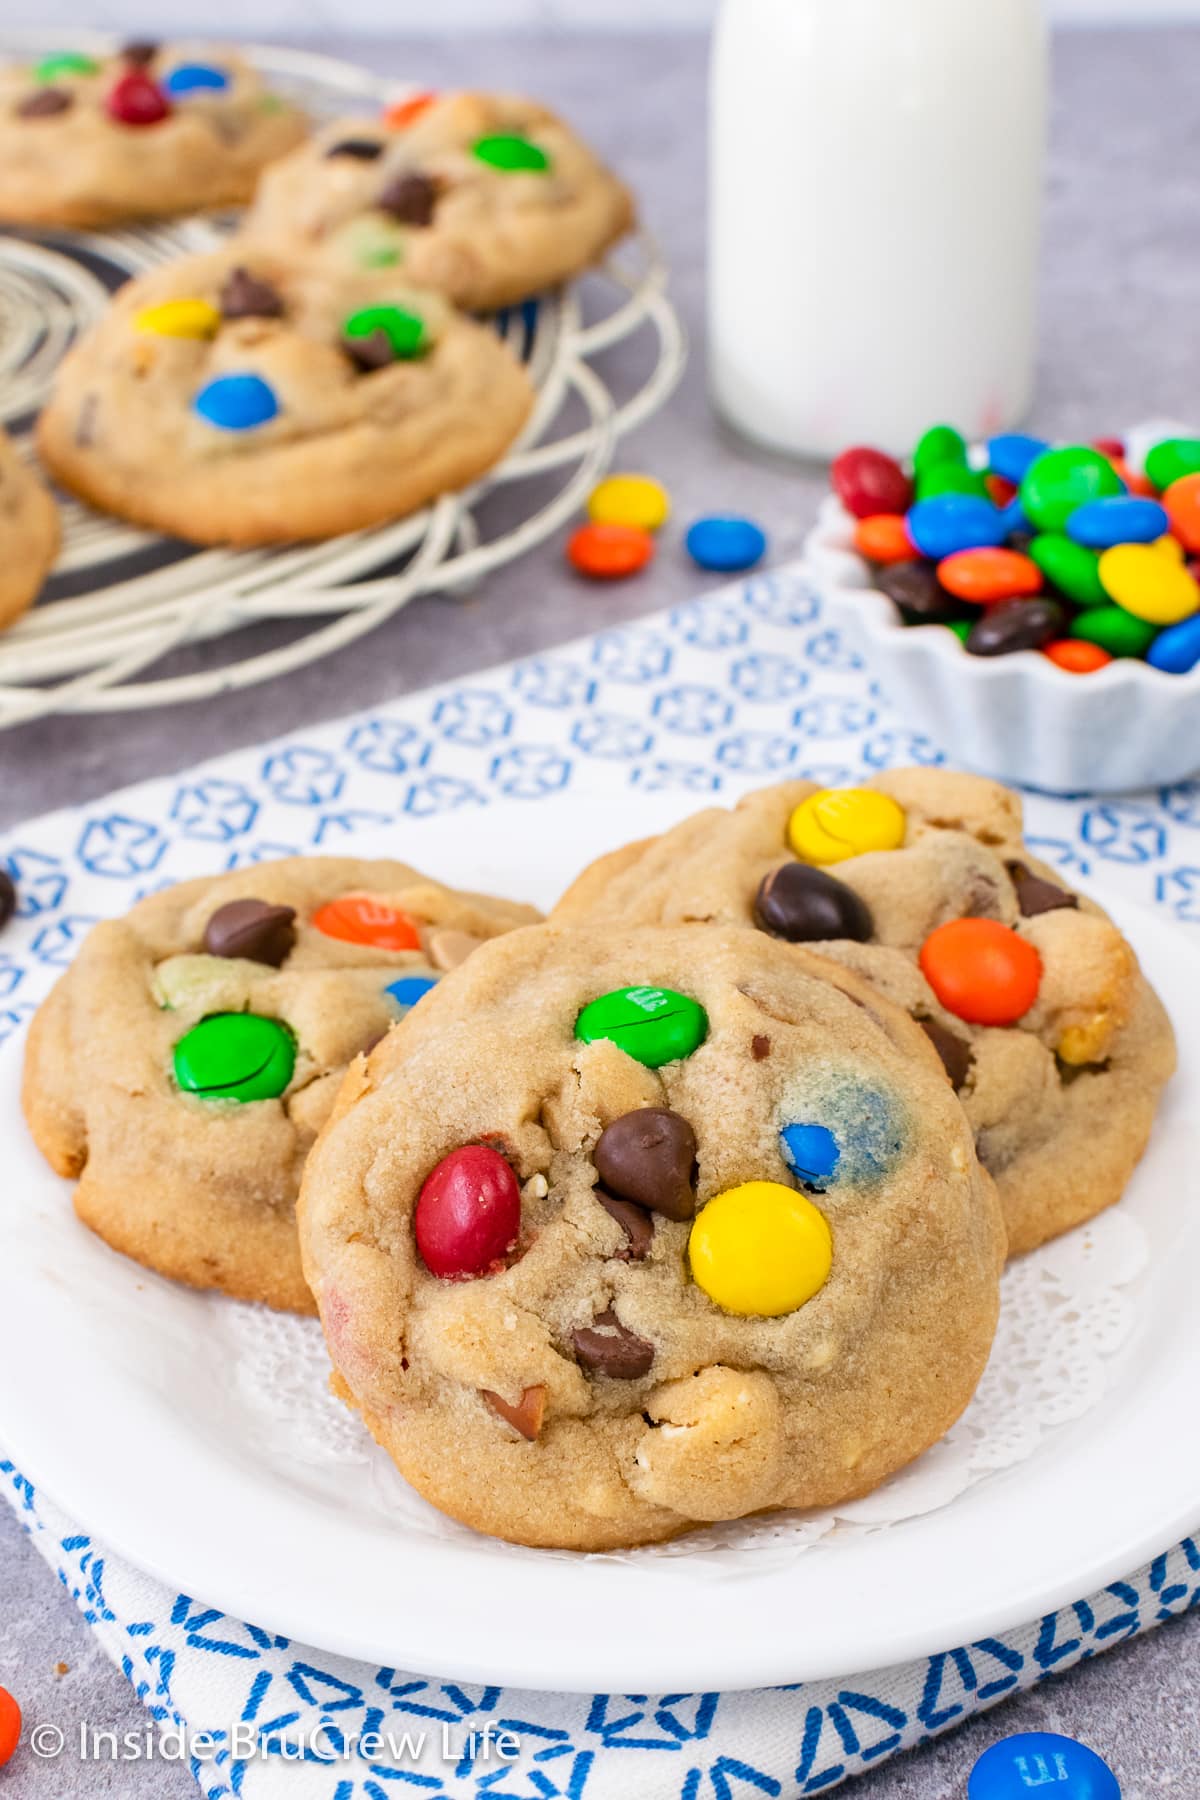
552;769;1177;1257
0;42;307;229
22;857;540;1314
0;426;58;630
35;245;535;545
240;89;634;311
298;923;1004;1549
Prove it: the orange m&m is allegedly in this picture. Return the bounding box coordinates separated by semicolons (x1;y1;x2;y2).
1163;472;1200;554
311;893;421;951
918;918;1041;1026
1043;639;1113;673
854;514;912;564
567;521;655;580
937;548;1042;604
383;89;437;130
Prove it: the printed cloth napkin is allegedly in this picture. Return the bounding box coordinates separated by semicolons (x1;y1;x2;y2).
3;563;1199;1799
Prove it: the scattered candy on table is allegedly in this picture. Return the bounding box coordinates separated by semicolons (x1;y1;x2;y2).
835;421;1200;671
567;521;656;580
173;1012;296;1102
686;514;767;572
415;1144;521;1279
586;472;670;531
968;1732;1120;1800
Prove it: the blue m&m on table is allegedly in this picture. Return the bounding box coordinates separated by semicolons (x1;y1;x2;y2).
685;514;767;573
968;1733;1120;1799
193;373;280;432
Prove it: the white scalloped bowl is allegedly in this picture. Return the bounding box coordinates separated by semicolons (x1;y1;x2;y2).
806;493;1200;795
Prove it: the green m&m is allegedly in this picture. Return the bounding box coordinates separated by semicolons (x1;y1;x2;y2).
472;133;551;173
576;985;707;1069
1028;533;1108;607
1020;446;1123;533
1070;605;1158;659
1144;438;1200;493
34;52;99;82
343;303;428;362
916;462;989;502
913;423;967;476
173;1013;296;1102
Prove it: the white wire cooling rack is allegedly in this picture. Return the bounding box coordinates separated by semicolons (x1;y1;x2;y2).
0;37;687;726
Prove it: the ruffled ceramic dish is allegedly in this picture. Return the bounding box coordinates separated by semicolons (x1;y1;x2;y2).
805;489;1200;796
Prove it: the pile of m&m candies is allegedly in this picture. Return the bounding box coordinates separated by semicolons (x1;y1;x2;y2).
566;472;768;581
833;425;1200;674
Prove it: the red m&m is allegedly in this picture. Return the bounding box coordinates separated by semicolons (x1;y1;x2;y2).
919;918;1041;1026
312;893;421;951
106;69;171;125
415;1144;521;1279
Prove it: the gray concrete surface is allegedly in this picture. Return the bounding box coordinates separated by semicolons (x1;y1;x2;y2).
3;24;1200;1797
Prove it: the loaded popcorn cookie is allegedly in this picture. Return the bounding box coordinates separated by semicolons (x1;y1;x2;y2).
298;923;1005;1549
36;246;535;545
240;90;634;311
553;770;1176;1257
0;42;306;228
22;857;540;1314
0;427;58;630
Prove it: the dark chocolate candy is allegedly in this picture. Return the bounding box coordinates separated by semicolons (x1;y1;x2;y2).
324;136;385;160
877;559;969;625
919;1016;973;1090
219;266;285;320
594;1107;697;1221
966;599;1065;657
378;170;437;226
572;1309;654;1380
754;862;873;943
203;898;297;966
1008;860;1079;918
0;869;15;933
17;87;73;118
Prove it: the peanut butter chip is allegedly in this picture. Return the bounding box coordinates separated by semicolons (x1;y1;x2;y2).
428;928;484;971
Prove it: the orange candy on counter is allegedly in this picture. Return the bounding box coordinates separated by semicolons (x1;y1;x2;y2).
1043;639;1113;673
567;521;656;580
311;894;422;951
853;514;913;564
918;917;1042;1026
937;547;1043;604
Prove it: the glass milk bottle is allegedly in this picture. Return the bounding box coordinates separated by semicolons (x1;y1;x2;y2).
709;0;1047;460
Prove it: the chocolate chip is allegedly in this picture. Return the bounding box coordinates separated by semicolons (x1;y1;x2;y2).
218;266;285;320
877;560;969;625
378;170;437;226
594;1108;697;1221
919;1016;973;1090
121;40;159;65
754;862;874;944
0;870;16;933
751;1033;771;1060
343;327;397;372
595;1189;654;1261
1008;860;1079;918
325;136;385;160
572;1309;654;1380
17;87;73;119
203;898;297;966
966;599;1065;657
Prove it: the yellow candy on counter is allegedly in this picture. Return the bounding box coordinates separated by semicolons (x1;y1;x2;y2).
689;1180;832;1317
134;299;222;341
787;788;906;865
1099;542;1200;626
587;473;671;533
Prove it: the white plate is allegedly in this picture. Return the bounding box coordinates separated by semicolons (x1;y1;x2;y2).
0;793;1197;1694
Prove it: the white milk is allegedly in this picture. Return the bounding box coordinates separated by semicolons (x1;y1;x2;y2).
708;0;1048;460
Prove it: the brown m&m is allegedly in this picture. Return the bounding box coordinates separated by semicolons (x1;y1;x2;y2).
754;863;873;944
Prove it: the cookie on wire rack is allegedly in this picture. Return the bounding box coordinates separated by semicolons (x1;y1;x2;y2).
35;244;536;545
240;88;634;311
0;425;58;629
0;41;307;229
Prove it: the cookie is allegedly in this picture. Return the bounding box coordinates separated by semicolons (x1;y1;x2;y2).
240;89;634;311
298;923;1004;1549
22;857;540;1313
0;427;58;629
35;246;536;545
0;42;306;229
553;770;1177;1257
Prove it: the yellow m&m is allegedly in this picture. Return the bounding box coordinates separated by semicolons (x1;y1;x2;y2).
587;473;670;533
1098;543;1200;626
787;788;906;865
135;298;221;341
689;1181;832;1317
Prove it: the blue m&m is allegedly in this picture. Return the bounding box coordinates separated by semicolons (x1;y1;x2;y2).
779;1122;840;1189
906;494;1007;559
193;373;280;432
1146;611;1200;673
968;1733;1120;1799
986;432;1048;484
685;515;767;573
163;62;230;96
1067;495;1169;549
386;974;438;1011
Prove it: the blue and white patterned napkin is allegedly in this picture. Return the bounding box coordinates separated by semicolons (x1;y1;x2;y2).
3;564;1199;1798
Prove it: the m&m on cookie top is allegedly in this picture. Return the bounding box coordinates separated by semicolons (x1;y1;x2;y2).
787;787;907;865
311;893;423;952
576;984;708;1068
173;1011;296;1103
